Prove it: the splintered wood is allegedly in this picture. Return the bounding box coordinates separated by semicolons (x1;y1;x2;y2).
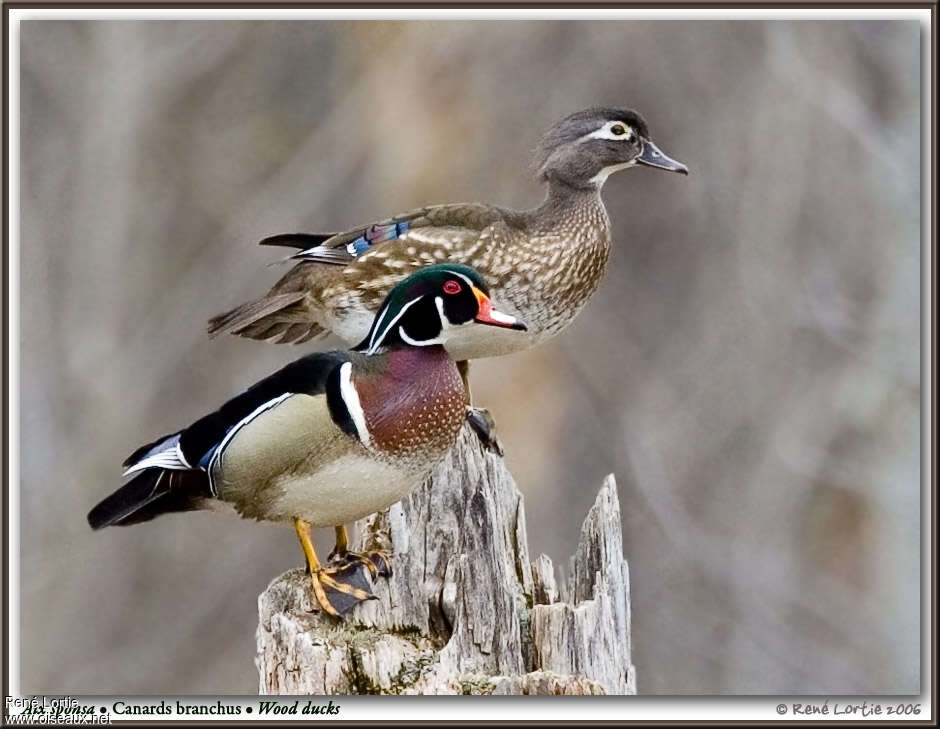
256;426;636;695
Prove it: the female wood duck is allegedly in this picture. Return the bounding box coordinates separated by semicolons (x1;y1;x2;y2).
208;106;687;447
209;106;686;355
88;265;525;617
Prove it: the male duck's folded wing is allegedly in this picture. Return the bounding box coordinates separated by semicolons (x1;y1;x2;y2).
178;351;353;467
120;351;351;474
95;352;353;531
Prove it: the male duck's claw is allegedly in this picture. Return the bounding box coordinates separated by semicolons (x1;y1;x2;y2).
467;406;504;456
328;548;393;580
366;551;393;578
310;561;377;617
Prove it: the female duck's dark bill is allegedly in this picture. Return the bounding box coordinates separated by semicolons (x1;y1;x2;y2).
472;287;527;330
636;139;689;174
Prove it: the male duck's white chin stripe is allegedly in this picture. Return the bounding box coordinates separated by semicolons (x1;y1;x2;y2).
590;161;634;186
398;326;445;347
339;362;372;446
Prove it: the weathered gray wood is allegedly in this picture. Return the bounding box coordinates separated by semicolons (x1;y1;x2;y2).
256;425;635;695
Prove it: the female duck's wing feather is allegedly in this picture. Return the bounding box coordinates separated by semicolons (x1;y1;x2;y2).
208;204;512;343
258;233;338;250
205;291;318;344
282;204;507;266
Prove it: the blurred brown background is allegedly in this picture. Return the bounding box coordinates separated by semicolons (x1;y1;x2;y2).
18;19;921;694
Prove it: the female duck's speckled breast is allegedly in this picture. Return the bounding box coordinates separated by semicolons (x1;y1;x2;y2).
488;198;612;335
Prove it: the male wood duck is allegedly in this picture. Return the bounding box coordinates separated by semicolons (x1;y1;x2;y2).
208;107;687;446
89;265;525;617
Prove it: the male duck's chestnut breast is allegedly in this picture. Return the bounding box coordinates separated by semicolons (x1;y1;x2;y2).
356;360;466;464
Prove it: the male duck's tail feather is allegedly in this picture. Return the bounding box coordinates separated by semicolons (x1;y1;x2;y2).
87;469;208;530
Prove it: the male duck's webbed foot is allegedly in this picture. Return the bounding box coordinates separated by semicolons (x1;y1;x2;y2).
327;525;393;579
457;360;504;456
316;562;377;616
294;518;377;617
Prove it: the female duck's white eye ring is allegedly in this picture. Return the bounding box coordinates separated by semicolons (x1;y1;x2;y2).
584;122;635;142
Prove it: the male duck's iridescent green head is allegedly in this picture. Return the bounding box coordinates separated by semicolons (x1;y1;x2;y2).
535;107;689;189
357;264;526;354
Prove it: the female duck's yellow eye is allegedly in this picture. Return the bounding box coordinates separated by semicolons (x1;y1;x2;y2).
610;124;628;136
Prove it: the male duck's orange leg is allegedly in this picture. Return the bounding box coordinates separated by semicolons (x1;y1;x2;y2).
293;518;374;617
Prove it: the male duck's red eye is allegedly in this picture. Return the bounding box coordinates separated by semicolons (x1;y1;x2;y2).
443;280;462;295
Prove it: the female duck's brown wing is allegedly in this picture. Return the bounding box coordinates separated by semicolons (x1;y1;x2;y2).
207;276;322;345
208;204;509;345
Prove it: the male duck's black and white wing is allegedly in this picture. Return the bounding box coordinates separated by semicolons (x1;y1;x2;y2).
88;351;360;530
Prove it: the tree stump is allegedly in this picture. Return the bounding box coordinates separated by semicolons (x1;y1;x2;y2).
256;426;636;695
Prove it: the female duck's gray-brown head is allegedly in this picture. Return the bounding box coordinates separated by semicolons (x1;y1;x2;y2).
535;107;688;190
356;264;526;354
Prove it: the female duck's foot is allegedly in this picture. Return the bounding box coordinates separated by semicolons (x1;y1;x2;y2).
467;406;504;456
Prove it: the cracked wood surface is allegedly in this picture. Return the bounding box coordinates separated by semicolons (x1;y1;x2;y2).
256;425;636;695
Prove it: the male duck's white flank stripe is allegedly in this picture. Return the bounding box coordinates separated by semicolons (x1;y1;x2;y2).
207;392;293;496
